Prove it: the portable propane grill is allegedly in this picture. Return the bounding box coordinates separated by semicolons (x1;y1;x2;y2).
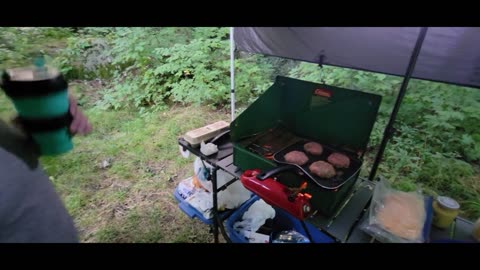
231;76;382;217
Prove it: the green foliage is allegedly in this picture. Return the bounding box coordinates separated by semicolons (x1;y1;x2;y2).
98;27;273;113
0;27;73;69
400;81;480;162
418;153;474;192
0;28;39;68
110;27;191;67
53;28;115;80
30;27;273;112
40;27;74;39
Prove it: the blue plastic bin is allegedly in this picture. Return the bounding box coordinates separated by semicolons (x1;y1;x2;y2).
225;195;335;243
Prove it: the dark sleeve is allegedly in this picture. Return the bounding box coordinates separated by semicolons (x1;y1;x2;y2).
0;122;78;243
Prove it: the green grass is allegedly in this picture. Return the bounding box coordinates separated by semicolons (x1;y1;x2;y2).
69;104;229;242
0;84;229;242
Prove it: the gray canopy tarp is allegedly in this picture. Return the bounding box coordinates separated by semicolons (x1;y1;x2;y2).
234;27;480;89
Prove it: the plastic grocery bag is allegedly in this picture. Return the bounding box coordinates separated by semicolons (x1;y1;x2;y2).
193;157;213;192
272;230;310;243
233;199;276;234
361;179;426;243
186;189;214;219
193;157;252;211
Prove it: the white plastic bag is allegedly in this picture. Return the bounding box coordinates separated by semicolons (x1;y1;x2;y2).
177;177;196;200
217;170;252;210
193;157;213;192
361;179;426;243
193;158;252;211
233;199;276;234
185;189;214;219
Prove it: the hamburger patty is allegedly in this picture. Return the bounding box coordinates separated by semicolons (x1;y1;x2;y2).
284;150;309;166
304;142;323;155
309;160;336;178
327;152;350;168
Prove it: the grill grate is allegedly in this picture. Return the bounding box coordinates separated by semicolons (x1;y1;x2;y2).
273;140;362;190
243;125;300;160
239;125;362;190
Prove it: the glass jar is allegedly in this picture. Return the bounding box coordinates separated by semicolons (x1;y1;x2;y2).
432;196;460;229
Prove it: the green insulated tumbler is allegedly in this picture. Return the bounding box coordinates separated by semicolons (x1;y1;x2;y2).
0;58;73;155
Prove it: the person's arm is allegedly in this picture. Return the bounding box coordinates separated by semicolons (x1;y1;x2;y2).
0;93;91;243
0;147;79;243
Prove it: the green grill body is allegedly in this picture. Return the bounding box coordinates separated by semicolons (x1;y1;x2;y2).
231;76;382;217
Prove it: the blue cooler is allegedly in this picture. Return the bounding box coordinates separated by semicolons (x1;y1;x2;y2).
225;195;335;243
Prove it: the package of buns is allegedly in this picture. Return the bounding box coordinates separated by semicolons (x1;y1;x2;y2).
361;179;427;243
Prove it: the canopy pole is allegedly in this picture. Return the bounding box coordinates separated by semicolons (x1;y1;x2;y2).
368;27;428;181
230;27;235;122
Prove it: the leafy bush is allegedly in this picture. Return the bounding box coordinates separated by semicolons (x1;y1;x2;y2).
0;28;37;68
53;28;115;80
3;27;274;112
98;27;273;113
0;27;75;69
400;80;480;162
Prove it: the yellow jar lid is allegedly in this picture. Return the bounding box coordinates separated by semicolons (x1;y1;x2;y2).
437;196;460;210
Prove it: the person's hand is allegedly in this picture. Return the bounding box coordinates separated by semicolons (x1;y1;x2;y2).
68;95;92;135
